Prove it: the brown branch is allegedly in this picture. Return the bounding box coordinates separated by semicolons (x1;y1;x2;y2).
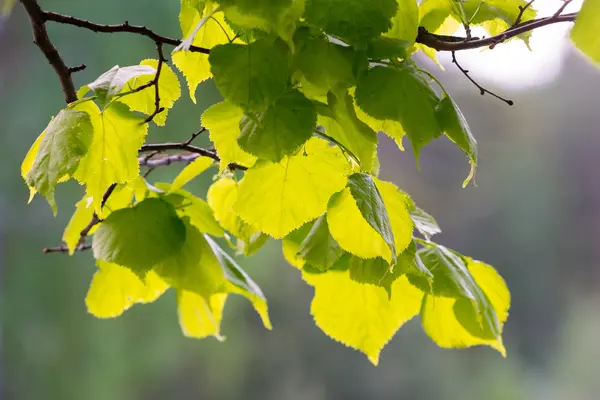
513;1;536;27
140;153;201;168
42;11;210;54
416;12;577;52
143;43;166;123
451;52;514;106
43;243;91;254
139;143;248;171
20;0;77;103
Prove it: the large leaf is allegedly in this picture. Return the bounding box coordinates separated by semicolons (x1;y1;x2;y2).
201;101;257;171
73;101;148;212
173;6;235;102
387;0;419;43
24;109;92;213
209;38;291;111
238;89;317;162
571;0;600;65
234;137;349;238
355;66;441;161
85;65;155;106
421;258;510;355
304;269;423;365
86;260;168;318
118;59;181;126
436;95;477;186
92;198;187;275
303;0;398;45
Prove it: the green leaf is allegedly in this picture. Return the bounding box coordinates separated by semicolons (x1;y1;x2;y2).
436;95;477;186
387;0;419;43
202;101;257;171
117;59;181;126
347;173;396;260
295;35;359;94
92;198;187;275
154;183;225;237
355;66;440;162
373;178;414;256
406;198;441;239
173;6;235;102
86;65;155;107
571;0;600;65
169;157;215;192
238;89;317;162
297;215;344;271
281;222;315;269
86;260;168;318
319;91;378;173
303;0;398;44
366;37;410;60
303;269;423;365
24;109;92;214
234;137;349;238
419;0;453;33
209;38;291;111
461;0;537;42
421;258;510;355
352;92;406;151
72;101;148;212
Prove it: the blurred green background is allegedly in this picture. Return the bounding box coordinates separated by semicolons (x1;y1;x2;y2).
2;1;600;399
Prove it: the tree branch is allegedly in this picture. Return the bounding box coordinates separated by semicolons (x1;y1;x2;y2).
20;0;78;103
139;143;248;171
42;11;210;54
416;12;577;52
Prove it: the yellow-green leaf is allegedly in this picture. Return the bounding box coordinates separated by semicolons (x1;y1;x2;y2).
202;101;257;171
118;59;181;126
173;9;235;102
571;0;600;65
86;260;168;318
170;157;214;192
73;101;148;212
234;137;349;238
373;178;414;255
177;290;227;340
304;270;423;365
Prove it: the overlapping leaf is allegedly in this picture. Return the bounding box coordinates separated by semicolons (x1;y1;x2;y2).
84;65;156;106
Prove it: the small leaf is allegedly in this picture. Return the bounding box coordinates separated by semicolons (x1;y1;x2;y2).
202;101;257;171
234;138;349;238
436;95;477;186
86;65;155;106
118;59;181;126
86;260;168;318
21;130;45;203
170;157;215;192
304;269;423;365
62;196;94;254
177;290;227;340
355;66;440;162
92;198;186;275
571;0;600;65
238;90;317;162
173;6;235;102
209;38;291;111
297;215;344;271
24;109;92;213
406;199;441;239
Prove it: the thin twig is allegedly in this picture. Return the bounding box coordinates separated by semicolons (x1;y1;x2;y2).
144;42;166;124
43;243;91;254
68;63;86;74
513;0;536;27
182;127;207;146
554;0;573;17
451;52;514;106
42;11;210;54
140;153;200;167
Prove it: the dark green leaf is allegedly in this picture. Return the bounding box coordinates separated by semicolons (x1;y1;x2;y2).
297;215;344;271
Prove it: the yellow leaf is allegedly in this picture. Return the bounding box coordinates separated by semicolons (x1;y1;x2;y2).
373;178;413;255
354;98;406;150
234;137;349;238
170;157;214;192
304;270;423;365
118;59;181;126
202;101;257;172
421;259;510;356
62;196;94;254
86;260;168;318
173;10;235;102
73;101;148;212
177;290;227;341
21;130;45;202
327;187;392;262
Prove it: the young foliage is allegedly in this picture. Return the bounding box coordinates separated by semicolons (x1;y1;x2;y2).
20;0;596;366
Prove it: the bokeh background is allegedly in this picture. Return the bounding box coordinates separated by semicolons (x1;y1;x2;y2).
1;1;599;399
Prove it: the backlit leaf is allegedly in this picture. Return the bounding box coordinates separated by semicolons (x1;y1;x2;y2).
304;270;423;365
297;215;343;271
177;290;227;340
234;137;349;238
202;101;257;171
169;157;215;192
571;0;600;65
86;65;155;107
387;0;419;43
118;59;181;126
